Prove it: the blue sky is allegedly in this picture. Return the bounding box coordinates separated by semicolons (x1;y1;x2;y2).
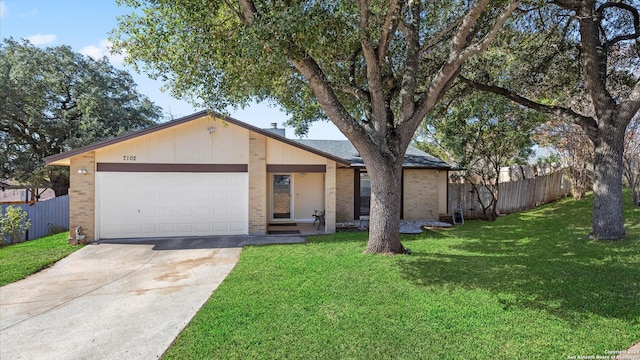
0;0;345;139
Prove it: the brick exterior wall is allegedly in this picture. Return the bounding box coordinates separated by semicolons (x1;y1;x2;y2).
249;132;267;234
69;152;95;244
324;160;337;233
403;169;441;220
336;168;354;221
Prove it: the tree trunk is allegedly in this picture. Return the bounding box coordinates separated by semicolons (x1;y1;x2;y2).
590;123;626;240
50;173;70;197
363;158;405;254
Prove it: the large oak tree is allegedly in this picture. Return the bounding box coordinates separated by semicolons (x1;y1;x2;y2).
460;0;640;239
112;0;521;254
0;39;162;196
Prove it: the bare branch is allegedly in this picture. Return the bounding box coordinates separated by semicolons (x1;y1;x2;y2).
597;2;640;49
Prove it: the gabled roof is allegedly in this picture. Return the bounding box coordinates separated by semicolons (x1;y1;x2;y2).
294;140;452;169
44;111;350;166
44;110;451;170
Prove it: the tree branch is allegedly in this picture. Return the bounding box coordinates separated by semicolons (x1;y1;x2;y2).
597;2;640;49
289;54;367;144
450;0;493;53
459;1;521;58
401;0;520;148
222;0;244;21
420;17;463;55
618;79;640;125
377;0;401;63
459;75;600;140
357;0;388;138
398;2;421;123
237;0;258;23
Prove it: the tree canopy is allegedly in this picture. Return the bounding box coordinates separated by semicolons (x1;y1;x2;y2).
0;39;162;195
112;0;520;254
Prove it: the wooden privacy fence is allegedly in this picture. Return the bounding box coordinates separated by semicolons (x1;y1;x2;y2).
1;195;69;242
448;171;571;219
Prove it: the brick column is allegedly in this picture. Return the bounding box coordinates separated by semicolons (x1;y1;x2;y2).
324;160;337;233
248;132;267;234
69;152;95;244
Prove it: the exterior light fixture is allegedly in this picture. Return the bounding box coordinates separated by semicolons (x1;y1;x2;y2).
78;169;88;175
207;127;216;134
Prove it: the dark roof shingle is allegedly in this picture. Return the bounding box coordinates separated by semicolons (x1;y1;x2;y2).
293;139;451;169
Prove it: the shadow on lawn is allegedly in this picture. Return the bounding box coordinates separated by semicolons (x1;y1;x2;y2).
397;198;640;322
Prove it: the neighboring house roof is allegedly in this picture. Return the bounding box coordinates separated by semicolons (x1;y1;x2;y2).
44;110;451;169
294;140;451;169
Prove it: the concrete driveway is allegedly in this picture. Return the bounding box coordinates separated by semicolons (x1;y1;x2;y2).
0;235;304;360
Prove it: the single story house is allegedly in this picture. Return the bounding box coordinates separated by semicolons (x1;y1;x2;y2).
45;111;451;242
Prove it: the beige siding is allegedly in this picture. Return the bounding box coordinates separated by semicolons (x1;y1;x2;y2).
293;172;324;221
336;168;354;222
95;116;249;164
266;138;327;164
403;169;441;220
69;152;96;243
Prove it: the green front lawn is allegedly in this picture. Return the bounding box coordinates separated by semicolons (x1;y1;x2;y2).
0;232;81;286
165;192;639;359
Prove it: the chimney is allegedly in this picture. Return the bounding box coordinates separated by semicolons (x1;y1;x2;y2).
263;123;286;137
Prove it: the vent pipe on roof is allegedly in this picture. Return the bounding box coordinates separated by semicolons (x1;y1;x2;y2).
264;123;285;137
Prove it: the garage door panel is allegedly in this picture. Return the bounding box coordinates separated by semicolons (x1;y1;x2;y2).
98;172;248;239
158;223;176;233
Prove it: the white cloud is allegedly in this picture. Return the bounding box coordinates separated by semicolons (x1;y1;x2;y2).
80;39;125;65
0;2;7;17
25;33;57;45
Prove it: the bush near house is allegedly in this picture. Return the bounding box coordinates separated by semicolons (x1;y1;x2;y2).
164;191;639;359
0;232;80;286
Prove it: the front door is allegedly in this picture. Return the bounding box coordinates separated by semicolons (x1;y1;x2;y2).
272;174;292;220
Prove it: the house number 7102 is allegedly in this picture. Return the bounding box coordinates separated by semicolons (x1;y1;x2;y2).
123;155;137;161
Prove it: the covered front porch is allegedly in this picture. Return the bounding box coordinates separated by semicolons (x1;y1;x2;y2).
266;169;329;235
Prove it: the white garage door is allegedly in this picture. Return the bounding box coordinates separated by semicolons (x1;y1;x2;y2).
97;172;248;239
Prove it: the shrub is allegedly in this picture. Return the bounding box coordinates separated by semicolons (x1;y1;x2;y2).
0;206;31;244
